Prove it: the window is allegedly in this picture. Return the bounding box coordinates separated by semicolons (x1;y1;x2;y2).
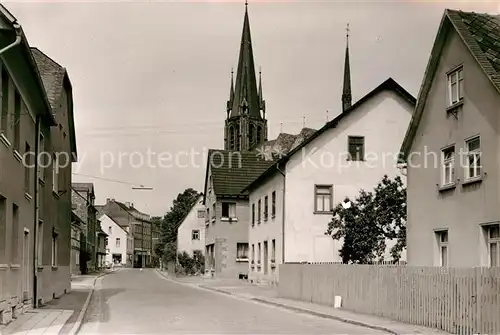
258;243;261;263
52;154;59;193
348;136;364;161
271;191;276;217
257;126;262;144
38;132;45;181
105;238;108;246
221;202;236;218
229;126;235;150
258;199;261;223
487;224;499;267
465;137;481;180
251;203;255;226
448;67;463;106
441;146;455;186
212;203;215;219
249;124;255;145
236;243;248;261
251;244;255;263
436;230;448;267
192;230;200;240
206;208;210;222
37;220;43;267
197;209;205;218
315;185;333;213
264;196;268;220
108;226;112;234
271;239;276;262
11;204;19;264
51;232;58;267
13;90;20;151
24;143;31;194
1;67;9;133
116;238;120;248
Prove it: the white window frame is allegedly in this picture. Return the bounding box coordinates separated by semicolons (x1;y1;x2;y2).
486;224;499;267
116;238;120;248
441;145;455;186
465;136;481;180
221;202;236;219
436;230;448;267
315;185;333;213
447;66;463;106
192;229;200;240
236;242;248;261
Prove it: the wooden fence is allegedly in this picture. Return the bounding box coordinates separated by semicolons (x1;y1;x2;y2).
278;264;500;334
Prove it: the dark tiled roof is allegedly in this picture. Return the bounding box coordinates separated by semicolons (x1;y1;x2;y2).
401;9;500;159
206;149;278;197
114;201;151;222
72;182;94;193
30;47;66;109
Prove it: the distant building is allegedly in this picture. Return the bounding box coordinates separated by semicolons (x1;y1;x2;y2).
176;195;205;256
99;213;133;267
72;183;98;272
70;212;84;276
97;199;152;268
401;9;500;267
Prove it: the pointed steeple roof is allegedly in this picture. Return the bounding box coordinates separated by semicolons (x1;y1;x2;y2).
229;2;261;119
342;23;352;113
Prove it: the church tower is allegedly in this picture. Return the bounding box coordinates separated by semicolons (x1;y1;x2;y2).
342;23;352;113
224;2;267;152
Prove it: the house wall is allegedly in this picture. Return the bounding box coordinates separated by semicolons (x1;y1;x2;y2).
100;215;128;266
0;60;39;322
71;188;97;271
285;89;413;263
177;197;205;256
70;223;81;275
205;167;249;278
38;81;72;305
407;28;500;267
248;172;284;285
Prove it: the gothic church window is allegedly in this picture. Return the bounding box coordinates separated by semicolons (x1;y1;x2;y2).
229;126;235;150
249;124;255;145
257;126;262;144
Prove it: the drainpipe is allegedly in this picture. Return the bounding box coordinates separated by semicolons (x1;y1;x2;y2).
276;163;285;265
33;115;40;308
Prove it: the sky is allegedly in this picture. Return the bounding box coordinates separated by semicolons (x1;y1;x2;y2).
5;0;499;216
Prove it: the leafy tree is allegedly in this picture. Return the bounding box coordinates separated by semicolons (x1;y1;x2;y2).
325;175;406;264
157;188;202;263
164;241;177;263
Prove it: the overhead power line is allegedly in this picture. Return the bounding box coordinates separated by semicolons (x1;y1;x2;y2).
72;172;150;188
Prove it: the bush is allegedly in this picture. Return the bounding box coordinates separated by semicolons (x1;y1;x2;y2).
177;250;205;275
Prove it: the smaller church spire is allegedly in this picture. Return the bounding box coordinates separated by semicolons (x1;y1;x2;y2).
258;66;265;117
227;68;235;115
342;23;352;113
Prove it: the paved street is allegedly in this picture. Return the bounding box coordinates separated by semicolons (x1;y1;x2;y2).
78;269;385;334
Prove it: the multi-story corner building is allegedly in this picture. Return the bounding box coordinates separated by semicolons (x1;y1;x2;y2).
97;199;152;268
71;183;98;272
0;3;77;324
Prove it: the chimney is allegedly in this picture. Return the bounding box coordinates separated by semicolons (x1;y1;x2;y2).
106;198;111;204
131;203;134;208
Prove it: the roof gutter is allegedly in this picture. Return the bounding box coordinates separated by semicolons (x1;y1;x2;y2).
0;23;21;55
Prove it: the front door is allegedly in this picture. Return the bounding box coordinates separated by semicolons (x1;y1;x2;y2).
263;241;268;275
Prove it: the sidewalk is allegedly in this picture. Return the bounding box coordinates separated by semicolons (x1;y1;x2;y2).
157;270;449;335
0;269;116;335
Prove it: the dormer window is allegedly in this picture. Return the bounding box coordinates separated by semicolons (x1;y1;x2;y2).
447;66;463;106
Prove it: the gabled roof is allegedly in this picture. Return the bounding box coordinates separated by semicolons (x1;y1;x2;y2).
175;195;203;231
113;200;152;223
0;4;56;126
400;9;500;160
242;77;416;193
99;213;129;234
202;149;278;204
30;47;78;161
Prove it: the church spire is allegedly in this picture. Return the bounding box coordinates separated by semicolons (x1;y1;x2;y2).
342;23;352;113
228;1;261;119
227;68;235;115
258;66;265;116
